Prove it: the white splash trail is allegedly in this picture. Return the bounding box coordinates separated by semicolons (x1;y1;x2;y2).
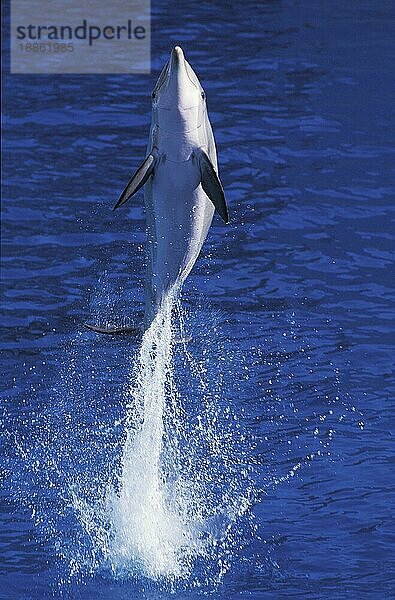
106;293;197;579
62;291;251;583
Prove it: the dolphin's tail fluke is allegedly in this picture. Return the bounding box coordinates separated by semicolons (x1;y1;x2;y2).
83;323;141;335
83;321;190;344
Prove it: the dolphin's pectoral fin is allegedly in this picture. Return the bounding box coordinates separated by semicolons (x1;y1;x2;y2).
198;150;229;224
113;150;158;209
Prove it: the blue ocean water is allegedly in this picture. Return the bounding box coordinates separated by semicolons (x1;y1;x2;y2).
1;1;394;598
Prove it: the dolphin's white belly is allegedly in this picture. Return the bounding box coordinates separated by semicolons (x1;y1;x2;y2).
145;156;214;315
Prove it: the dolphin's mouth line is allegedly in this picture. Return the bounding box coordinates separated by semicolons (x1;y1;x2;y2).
155;105;201;111
168;49;200;92
152;50;201;102
152;61;169;97
183;71;201;92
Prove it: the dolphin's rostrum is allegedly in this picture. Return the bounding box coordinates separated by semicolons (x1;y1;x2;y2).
86;46;228;334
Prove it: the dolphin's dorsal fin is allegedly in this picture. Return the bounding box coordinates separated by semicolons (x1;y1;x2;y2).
197;150;229;224
113;149;158;209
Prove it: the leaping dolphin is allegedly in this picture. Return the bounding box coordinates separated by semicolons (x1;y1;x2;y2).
85;46;228;334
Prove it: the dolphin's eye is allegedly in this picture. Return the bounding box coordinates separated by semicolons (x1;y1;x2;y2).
201;91;205;100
